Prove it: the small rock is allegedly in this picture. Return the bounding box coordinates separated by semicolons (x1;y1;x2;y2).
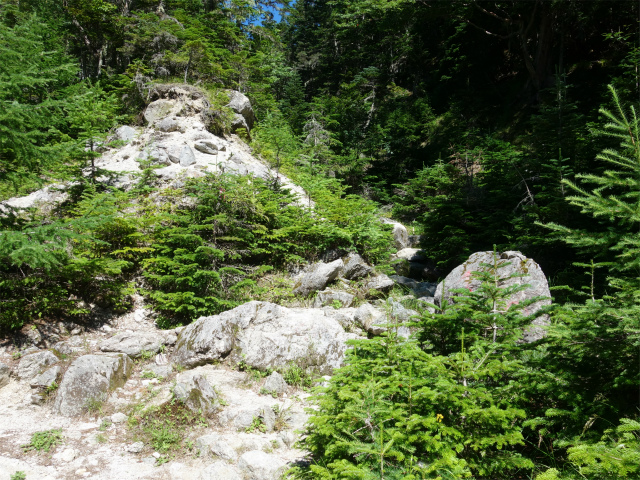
144;364;171;379
173;373;220;414
54;448;77;462
18;350;59;381
262;371;287;396
152;451;161;458
342;252;373;280
313;289;355;308
127;441;144;453
111;412;128;424
364;274;395;297
157;117;181;132
194;139;219;155
30;365;60;389
293;259;344;296
381;218;409;249
114;125;137;142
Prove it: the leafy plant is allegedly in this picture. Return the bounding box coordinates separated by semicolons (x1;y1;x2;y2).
245;416;267;434
22;429;63;453
10;472;26;480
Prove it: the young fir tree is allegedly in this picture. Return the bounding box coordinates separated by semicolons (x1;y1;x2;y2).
528;86;640;476
293;253;547;479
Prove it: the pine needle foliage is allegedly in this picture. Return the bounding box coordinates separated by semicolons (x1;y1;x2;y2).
293;257;542;480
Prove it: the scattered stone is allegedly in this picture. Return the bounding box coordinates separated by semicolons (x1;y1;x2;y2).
341;253;372;280
127;441;144;453
173;301;354;374
0;362;10;389
99;331;166;358
111;412;128;424
313;289;355;308
293;259;344;296
17;350;59;381
138;145;171;166
173;373;220;414
54;353;133;416
238;450;286;480
262;371;287;396
166;143;197;167
53;448;77;462
434;250;552;342
30;365;60;389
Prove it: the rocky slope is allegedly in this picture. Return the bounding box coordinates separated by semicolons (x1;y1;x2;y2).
0;85;552;480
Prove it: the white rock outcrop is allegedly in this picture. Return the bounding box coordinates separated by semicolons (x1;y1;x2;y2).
173;301;356;374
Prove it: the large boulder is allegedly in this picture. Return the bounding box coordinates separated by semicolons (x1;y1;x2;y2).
225;90;256;132
53;354;133;416
100;331;166;358
434;251;551;342
17;351;59;381
293;259;343;296
173;301;354;374
341;253;372;280
381;219;409;250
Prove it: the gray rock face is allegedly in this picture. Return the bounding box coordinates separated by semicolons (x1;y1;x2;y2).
53;354;133;416
225;90;255;131
381;219;409;250
193;139;219;155
17;351;59;381
173;373;220;415
173;301;353;374
354;303;386;335
313;289;355;308
342;253;372;280
293;259;343;296
364;274;395;296
30;365;60;390
114;125;138;142
238;450;286;480
434;250;551;342
143;364;172;379
99;332;166;358
0;363;10;389
199;461;242;480
262;371;287;396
